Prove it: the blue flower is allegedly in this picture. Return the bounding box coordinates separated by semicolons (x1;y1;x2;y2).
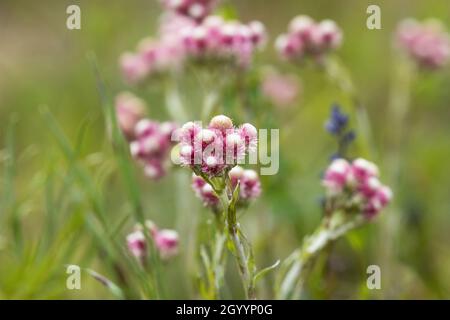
325;104;348;135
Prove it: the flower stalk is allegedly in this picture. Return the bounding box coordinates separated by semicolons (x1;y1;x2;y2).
277;213;365;299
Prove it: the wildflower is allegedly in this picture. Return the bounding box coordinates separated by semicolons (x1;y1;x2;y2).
396;18;450;69
126;221;179;261
325;104;348;135
276;15;342;63
192;173;221;209
154;229;179;260
160;0;219;21
179;115;257;178
234;167;262;201
262;71;301;108
119;52;149;84
192;166;261;209
115;92;146;140
324;104;355;160
180;15;267;68
322;158;392;218
130;119;178;180
126;230;147;259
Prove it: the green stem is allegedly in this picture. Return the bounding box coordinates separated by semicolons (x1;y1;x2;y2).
324;57;374;158
277;214;365;299
219;185;256;299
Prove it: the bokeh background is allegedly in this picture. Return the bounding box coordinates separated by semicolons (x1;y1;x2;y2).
0;0;449;299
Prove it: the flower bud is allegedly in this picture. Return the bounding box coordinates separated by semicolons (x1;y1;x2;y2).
155;229;179;260
115;92;146;140
209;115;233;131
126;230;146;259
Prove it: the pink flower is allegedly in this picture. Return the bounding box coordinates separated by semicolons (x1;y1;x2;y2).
323;158;352;194
192;166;261;209
126;230;146;259
322;158;392;218
126;221;179;261
180;16;266;68
262;71;301;108
154;229;179;260
192;174;220;208
179;115;257;178
160;0;219;21
236;168;262;201
119;52;148;84
396;18;450;69
115;92;146;140
130;119;178;180
351;158;379;182
276;15;343;62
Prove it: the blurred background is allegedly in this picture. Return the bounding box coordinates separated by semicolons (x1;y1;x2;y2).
0;0;449;299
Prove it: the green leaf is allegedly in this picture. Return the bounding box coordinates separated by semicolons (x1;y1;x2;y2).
85;268;125;299
254;260;281;284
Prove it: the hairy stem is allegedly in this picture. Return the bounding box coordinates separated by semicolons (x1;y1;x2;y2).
277;214;365;299
219;186;255;299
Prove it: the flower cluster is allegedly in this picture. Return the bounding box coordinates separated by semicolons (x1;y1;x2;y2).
192;165;261;210
178;115;257;178
180;15;267;68
115;91;146;140
120;10;266;83
396;18;450;69
127;220;179;261
160;0;219;21
322;158;392;218
130;118;178;180
276;15;342;62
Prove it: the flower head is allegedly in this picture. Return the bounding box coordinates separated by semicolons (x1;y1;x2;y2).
192;166;261;209
126;230;147;259
180;16;267;68
115;92;146;140
325;104;348;135
126;220;179;261
160;0;219;21
324;104;356;160
154;229;179;260
396;18;450;69
322;158;392;218
130;119;179;180
179;115;257;178
276;15;342;63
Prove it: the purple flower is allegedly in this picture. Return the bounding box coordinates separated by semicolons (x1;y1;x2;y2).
325;104;348;135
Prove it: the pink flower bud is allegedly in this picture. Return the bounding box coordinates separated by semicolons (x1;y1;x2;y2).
249;21;267;47
289;15;315;41
130;118;178;180
396;18;450;69
155;229;179;260
277;16;342;62
192;174;220;208
209;115;233;131
238;123;258;152
120;52;148;84
239;169;262;200
229;165;244;186
127;230;146;259
351;158;379;182
323;158;351;193
115;92;146;140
